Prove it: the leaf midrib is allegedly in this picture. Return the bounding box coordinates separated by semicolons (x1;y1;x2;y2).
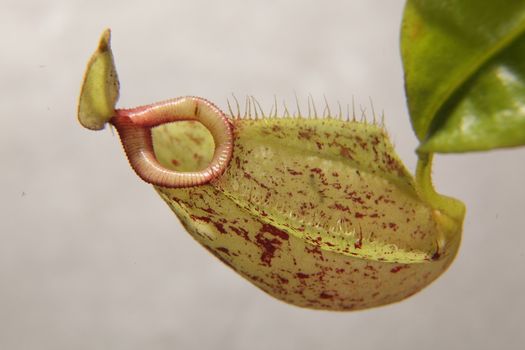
420;21;525;143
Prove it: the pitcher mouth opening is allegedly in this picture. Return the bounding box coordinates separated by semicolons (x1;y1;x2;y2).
151;120;216;173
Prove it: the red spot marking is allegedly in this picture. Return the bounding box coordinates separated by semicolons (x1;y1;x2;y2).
332;172;339;177
384;153;401;173
254;225;288;266
431;250;441;261
201;207;217;215
329;202;350;212
319;291;335;299
388;222;399;231
355;135;368;150
275;275;289;284
229;225;250;241
298;129;314;140
390;265;409;273
255;233;282;266
339;146;354;160
365;265;377;272
305;245;324;261
287;168;303;176
261;223;289;240
310;167;323;174
296;272;309;279
345;191;365;205
190;214;212;223
217;247;231;256
355;212;365;218
213;222;227;234
242;172;271;191
171;159;180;166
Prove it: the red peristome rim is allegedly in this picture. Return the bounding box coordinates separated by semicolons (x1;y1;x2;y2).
110;96;233;188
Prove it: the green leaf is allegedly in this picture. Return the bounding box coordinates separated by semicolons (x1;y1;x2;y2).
77;29;120;131
401;0;525;153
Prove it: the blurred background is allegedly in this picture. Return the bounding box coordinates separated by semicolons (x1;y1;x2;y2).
1;0;524;349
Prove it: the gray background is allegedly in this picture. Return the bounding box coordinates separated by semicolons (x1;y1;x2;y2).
1;0;524;349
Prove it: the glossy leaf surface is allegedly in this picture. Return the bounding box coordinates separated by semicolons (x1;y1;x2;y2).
402;0;525;153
